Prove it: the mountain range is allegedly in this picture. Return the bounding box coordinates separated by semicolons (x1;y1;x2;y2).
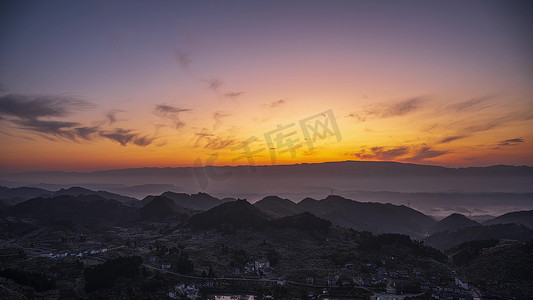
1;184;533;250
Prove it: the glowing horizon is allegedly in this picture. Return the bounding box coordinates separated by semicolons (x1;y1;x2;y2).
1;1;532;172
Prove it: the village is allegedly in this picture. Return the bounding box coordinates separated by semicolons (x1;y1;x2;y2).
0;222;479;299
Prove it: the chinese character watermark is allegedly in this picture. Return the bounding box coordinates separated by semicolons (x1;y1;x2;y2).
193;109;342;190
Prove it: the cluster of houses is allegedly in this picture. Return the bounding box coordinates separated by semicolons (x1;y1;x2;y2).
168;283;207;299
233;258;273;276
38;247;107;259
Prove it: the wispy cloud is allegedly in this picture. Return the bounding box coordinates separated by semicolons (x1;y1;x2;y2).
154;104;191;129
0;93;157;146
99;128;157;146
213;111;231;130
0;94;94;120
204;136;237;150
463;111;533;134
437;135;468;144
225;91;243;99
174;49;192;70
204;78;223;91
192;127;236;150
345;144;450;163
346;146;409;160
11;118;80;141
498;137;525;146
346;97;426;122
269;99;286;108
446;96;493;112
106;109;124;125
406;146;451;162
75;126;101;140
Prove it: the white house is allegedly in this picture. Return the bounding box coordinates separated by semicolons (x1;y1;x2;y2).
455;277;469;289
254;258;270;271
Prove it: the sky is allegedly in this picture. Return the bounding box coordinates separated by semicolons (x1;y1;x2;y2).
0;0;532;172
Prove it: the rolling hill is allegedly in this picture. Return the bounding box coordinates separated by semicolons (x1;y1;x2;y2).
7;195;138;225
139;196;191;221
424;223;533;250
483;210;533;228
429;213;480;234
189;199;271;229
255;194;436;237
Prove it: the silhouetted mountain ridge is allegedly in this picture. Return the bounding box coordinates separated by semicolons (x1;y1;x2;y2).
189;199;272;229
7;195;138;225
424;223;533;250
483;210;533;229
429;213;480;234
139;196;190;221
255;194;436;237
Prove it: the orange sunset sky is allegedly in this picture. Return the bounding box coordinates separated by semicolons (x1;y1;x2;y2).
1;1;532;171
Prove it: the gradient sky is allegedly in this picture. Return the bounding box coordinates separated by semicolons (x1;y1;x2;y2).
1;0;532;171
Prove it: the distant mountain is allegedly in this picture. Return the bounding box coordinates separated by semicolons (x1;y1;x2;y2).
424;223;533;250
7;195;138;225
256;195;436;238
254;196;299;217
5;161;533;197
0;186;52;205
139;196;190;221
483;210;533;229
52;186;138;205
142;192;229;211
429;213;480;234
189;199;271;229
470;215;496;223
107;184;187;199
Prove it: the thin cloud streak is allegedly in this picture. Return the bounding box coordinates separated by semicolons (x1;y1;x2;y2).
498;138;525;146
346;97;426;122
154;104;191;129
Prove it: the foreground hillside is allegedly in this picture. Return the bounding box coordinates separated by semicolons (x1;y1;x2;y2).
424;223;533;250
447;240;533;299
0;189;532;298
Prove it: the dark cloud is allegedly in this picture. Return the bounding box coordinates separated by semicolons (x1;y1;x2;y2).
0;93;156;146
0;94;94;120
347;146;409;160
106;109;124;125
99;128;156;147
438;135;468;144
498;137;525;146
132;135;157;147
346;97;425;122
346;144;449;163
12;118;80;141
154;104;191;129
406;146;450;162
75;126;101;140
